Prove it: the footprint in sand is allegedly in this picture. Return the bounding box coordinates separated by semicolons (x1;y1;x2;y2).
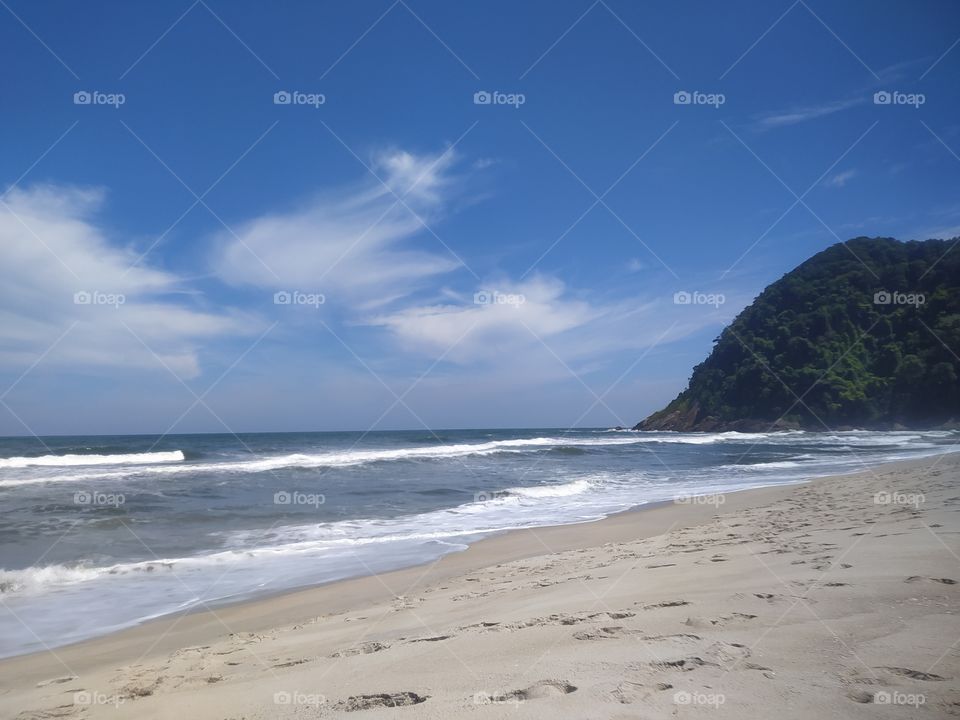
35;676;77;688
406;635;451;643
683;612;757;628
905;575;957;585
640;600;691;610
485;680;577;701
331;641;390;658
335;691;427;711
875;666;947;681
612;680;673;704
14;703;80;719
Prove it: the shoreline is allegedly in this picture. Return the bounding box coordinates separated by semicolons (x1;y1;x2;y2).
3;480;804;670
5;452;958;719
0;456;938;670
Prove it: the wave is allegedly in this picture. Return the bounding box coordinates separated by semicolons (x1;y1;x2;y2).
3;430;953;488
632;431;806;444
0;450;184;469
506;478;593;498
0;564;104;594
0;437;645;486
733;460;805;470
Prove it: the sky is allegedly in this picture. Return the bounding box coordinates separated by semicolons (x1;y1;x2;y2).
1;0;959;436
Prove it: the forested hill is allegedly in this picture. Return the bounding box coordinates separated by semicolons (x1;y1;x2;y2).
636;237;960;431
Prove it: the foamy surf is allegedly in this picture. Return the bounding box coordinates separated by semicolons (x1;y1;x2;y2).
0;437;646;486
0;449;185;469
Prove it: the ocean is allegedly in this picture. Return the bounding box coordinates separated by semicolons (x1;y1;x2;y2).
0;427;955;658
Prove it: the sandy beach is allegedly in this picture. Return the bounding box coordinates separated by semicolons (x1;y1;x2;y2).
4;453;958;719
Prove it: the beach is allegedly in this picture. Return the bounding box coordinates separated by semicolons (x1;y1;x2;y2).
3;452;958;719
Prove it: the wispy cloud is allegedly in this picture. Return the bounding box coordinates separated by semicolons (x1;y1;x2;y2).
365;275;740;381
824;168;857;188
213;148;469;307
751;60;924;131
754;97;864;130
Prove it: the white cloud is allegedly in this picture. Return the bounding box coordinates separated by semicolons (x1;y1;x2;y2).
0;185;255;380
754;97;863;130
365;276;598;363
213;148;466;305
365;275;737;379
824;169;857;188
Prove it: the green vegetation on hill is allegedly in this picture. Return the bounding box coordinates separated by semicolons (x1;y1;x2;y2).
636;237;960;431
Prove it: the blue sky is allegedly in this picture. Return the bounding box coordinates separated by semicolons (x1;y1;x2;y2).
1;0;959;436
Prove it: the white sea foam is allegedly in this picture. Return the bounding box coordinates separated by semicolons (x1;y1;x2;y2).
0;450;184;469
508;478;593;498
0;437;644;486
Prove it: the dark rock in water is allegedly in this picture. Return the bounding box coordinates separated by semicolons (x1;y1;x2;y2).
634;237;960;432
